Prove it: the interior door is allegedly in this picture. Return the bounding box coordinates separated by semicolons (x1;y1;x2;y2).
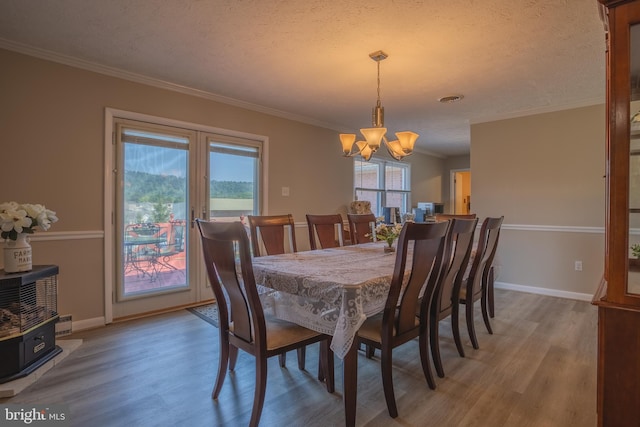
451;169;472;214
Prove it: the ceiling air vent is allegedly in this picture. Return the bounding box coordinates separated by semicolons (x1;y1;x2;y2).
438;94;464;103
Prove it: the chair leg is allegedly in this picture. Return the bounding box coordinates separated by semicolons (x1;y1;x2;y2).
429;313;445;378
481;291;493;335
380;346;398;418
466;297;479;350
488;266;495;318
212;335;229;399
297;346;306;370
229;344;239;371
366;344;375;359
419;328;437;390
319;340;335;393
249;356;268;427
451;301;465;358
318;346;325;382
279;353;286;368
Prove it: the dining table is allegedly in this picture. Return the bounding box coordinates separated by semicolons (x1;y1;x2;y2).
252;241;405;426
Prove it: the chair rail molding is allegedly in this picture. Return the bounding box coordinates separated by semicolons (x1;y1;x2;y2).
502;223;604;234
23;230;104;242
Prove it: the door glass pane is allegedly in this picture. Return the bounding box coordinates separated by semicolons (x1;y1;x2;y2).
120;129;189;298
208;142;259;222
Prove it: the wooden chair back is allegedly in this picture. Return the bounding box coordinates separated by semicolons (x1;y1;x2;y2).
247;214;297;257
467;216;503;300
459;216;503;350
196;220;262;347
434;218;478;316
347;213;376;244
430;218;478;375
306;214;344;250
386;221;449;339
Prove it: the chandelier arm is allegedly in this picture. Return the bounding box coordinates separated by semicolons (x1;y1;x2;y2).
384;140;406;161
345;144;364;157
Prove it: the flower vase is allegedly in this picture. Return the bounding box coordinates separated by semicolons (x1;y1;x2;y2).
3;234;32;273
384;240;396;253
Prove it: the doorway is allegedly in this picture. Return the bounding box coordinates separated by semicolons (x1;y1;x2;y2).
105;110;265;321
450;169;471;214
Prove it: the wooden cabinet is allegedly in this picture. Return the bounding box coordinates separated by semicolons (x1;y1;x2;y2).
593;1;640;426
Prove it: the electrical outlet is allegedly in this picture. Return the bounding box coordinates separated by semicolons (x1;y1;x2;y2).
281;186;290;197
575;260;583;271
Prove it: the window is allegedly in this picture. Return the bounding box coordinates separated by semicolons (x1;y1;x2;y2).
208;137;261;221
354;159;410;216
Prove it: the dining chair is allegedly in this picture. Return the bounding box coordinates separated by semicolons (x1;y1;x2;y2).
247;213;304;369
157;219;186;272
346;213;377;244
306;213;344;250
355;221;449;418
459;216;504;350
429;217;478;378
196;220;334;427
248;214;297;257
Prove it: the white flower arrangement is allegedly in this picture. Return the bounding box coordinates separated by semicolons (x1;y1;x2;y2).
368;217;404;247
0;201;58;241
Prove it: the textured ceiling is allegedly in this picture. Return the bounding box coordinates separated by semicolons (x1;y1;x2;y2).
0;0;607;157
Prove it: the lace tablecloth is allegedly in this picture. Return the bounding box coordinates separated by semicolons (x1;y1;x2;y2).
253;242;398;358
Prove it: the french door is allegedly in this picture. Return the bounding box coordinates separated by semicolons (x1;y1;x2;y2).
110;116;263;319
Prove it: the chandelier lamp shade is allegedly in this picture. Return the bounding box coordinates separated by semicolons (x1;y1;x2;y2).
340;50;419;161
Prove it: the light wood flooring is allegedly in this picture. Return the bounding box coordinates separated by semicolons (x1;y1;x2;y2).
1;289;597;426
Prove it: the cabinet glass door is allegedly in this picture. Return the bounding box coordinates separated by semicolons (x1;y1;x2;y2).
629;23;640;294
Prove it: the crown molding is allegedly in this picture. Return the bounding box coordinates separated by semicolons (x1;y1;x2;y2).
469;96;605;125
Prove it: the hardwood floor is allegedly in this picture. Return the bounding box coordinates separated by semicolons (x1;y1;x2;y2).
0;289;597;426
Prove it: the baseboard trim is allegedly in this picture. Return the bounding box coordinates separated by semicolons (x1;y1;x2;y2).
495;281;593;302
72;317;105;332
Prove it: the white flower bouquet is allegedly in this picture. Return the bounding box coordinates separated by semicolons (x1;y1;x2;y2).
0;201;59;241
368;217;404;248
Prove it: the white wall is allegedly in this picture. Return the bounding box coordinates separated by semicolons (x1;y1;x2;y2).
471;104;606;299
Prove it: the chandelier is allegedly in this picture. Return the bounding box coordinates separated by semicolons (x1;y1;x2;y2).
340;50;418;161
